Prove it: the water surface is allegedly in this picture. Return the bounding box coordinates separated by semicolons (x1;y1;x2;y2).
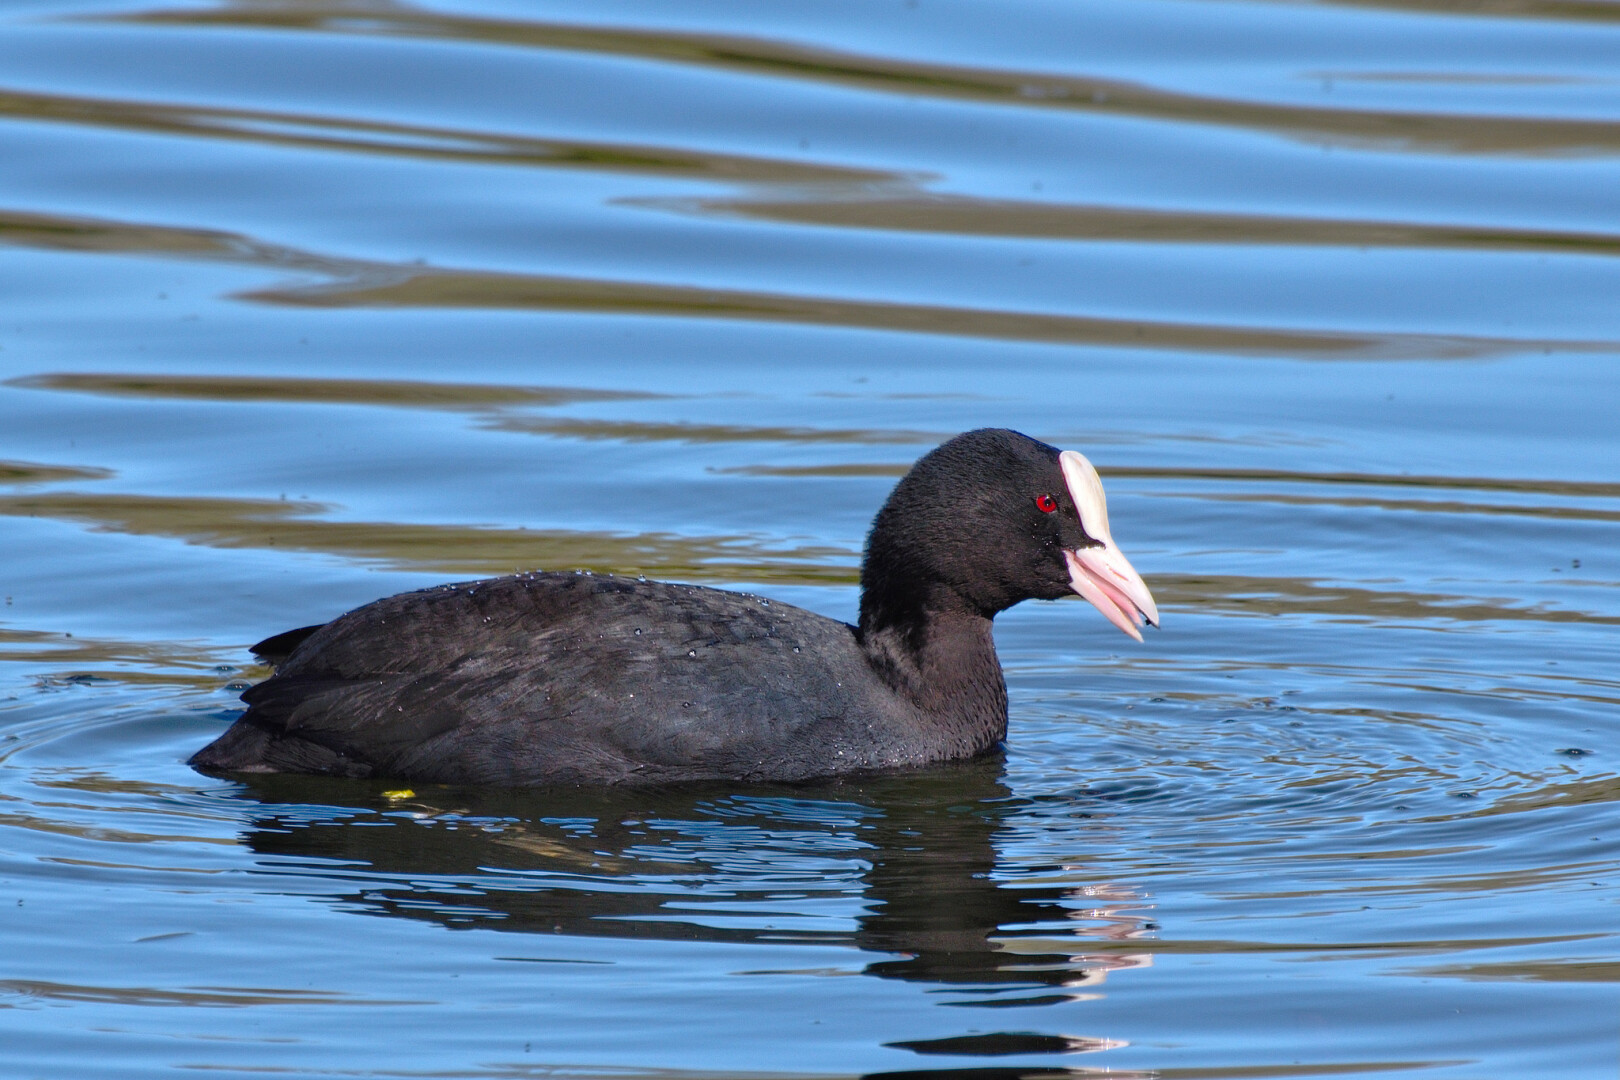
1;0;1617;1076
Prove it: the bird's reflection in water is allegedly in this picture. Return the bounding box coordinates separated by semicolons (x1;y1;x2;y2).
228;757;1154;1069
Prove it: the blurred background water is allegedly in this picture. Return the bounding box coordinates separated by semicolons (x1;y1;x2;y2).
2;0;1618;1077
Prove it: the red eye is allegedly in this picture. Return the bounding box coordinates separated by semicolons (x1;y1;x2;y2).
1035;493;1058;514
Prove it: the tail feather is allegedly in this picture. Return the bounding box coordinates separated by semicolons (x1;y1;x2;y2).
249;624;326;666
189;714;373;778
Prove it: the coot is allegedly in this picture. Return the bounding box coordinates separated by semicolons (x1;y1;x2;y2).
191;429;1158;785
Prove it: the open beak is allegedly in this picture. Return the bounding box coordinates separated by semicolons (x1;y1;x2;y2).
1059;451;1160;643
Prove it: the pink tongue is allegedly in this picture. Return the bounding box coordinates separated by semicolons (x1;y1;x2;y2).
1064;550;1144;642
1094;573;1144;628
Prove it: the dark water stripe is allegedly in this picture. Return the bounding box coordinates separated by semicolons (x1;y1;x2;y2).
0;492;857;583
486;417;945;445
112;3;1620;157
0;979;424;1007
16;79;1616;257
1108;467;1620;499
244;268;1584;360
720;463;1620;499
1;491;1613;624
0;811;239;846
651;194;1620;255
1149;574;1620;625
1425;774;1620;817
1291;0;1620;25
8;373;663;410
1172;490;1620;523
21;669;239;690
0;87;893;184
4;208;1611;360
0;460;114;485
34;774;207;799
8;376;940;441
0;626;232;671
1417;959;1620;982
0;207;350;274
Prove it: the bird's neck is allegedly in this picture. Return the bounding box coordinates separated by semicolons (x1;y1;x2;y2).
857;586;1009;750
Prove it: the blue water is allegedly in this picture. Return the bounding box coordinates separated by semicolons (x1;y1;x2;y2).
2;0;1618;1076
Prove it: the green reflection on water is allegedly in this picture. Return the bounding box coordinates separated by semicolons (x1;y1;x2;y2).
0;491;858;583
649;193;1620;255
0;460;114;485
10;372;662;410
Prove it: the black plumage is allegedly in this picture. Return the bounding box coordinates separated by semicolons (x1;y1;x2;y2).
191;428;1157;785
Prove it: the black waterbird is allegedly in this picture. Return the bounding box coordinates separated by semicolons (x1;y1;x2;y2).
191;429;1158;785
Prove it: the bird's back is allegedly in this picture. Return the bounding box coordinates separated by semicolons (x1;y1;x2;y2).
194;572;930;785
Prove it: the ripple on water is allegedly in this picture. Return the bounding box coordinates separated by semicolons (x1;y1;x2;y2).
2;0;1619;1075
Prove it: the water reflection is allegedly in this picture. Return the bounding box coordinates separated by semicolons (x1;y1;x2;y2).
112;1;1620;156
0;490;857;581
650;193;1620;256
3;0;1617;1071
228;761;1152;1011
9;372;663;410
1298;0;1620;25
6;207;1602;359
0;86;890;184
